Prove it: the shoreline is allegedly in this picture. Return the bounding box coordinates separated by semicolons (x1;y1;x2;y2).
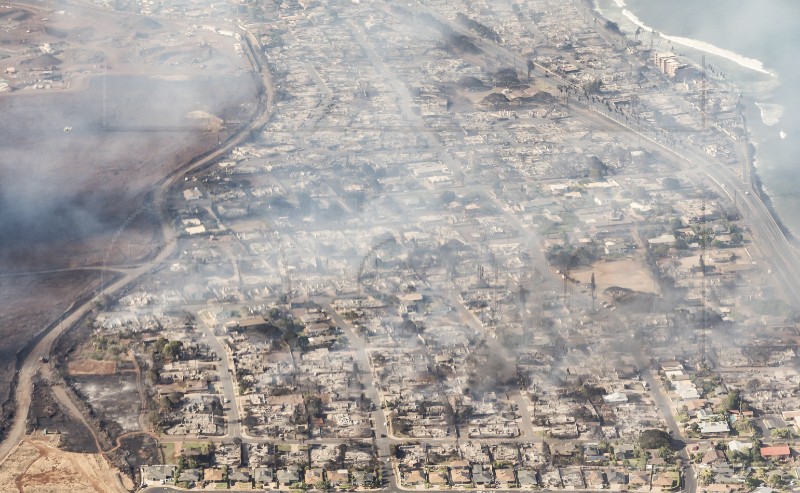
589;0;796;244
619;9;772;76
595;0;774;77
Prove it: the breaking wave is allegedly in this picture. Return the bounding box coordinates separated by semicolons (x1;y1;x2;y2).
755;102;784;127
621;8;773;76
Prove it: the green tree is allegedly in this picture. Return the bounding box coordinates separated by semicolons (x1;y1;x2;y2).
768;473;784;488
659;445;675;464
717;390;747;413
745;477;762;489
639;428;672;449
165;340;182;360
771;428;790;439
698;468;713;486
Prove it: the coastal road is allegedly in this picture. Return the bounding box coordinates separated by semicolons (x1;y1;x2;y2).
579;95;800;304
0;23;275;466
397;1;800;309
698;156;800;304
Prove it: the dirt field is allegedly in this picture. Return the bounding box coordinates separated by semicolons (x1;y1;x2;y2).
0;435;130;493
67;360;117;376
165;440;211;462
572;258;659;296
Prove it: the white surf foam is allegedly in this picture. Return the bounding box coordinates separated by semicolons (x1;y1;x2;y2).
755;102;784;127
621;8;773;76
621;8;648;31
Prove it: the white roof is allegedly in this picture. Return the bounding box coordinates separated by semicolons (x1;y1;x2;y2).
649;233;675;245
603;392;628;404
727;440;752;453
677;388;701;400
183;188;202;201
700;421;730;434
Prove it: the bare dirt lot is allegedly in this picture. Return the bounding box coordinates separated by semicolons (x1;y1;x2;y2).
0;435;130;493
573;257;659;297
67;360;117;376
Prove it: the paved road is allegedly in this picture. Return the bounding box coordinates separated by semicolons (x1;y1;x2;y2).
511;392;541;442
323;302;394;490
196;310;242;439
0;246;177;464
400;1;800;308
638;365;696;493
0;22;275;466
701;161;800;303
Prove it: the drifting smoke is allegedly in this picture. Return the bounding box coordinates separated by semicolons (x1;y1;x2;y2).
0;5;259;431
0;70;256;267
613;0;800;233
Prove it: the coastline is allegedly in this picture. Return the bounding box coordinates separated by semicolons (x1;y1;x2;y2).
589;0;796;243
618;9;772;75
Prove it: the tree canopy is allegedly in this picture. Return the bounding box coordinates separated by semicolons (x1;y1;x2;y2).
717;390;748;413
639;428;672;449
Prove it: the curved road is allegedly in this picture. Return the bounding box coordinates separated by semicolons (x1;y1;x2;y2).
0;28;275;466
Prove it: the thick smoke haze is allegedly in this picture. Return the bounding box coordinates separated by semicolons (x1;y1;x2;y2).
0;0;796;477
0;74;256;265
0;4;258;440
622;0;800;234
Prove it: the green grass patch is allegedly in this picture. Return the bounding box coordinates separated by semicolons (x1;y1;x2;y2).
182;440;210;455
162;442;176;462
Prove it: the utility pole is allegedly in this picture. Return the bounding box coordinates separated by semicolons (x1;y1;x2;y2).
279;244;291;303
701;54;707;131
102;62;107;130
699;188;707;369
590;272;596;312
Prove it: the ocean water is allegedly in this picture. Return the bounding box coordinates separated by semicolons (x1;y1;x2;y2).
598;0;800;236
